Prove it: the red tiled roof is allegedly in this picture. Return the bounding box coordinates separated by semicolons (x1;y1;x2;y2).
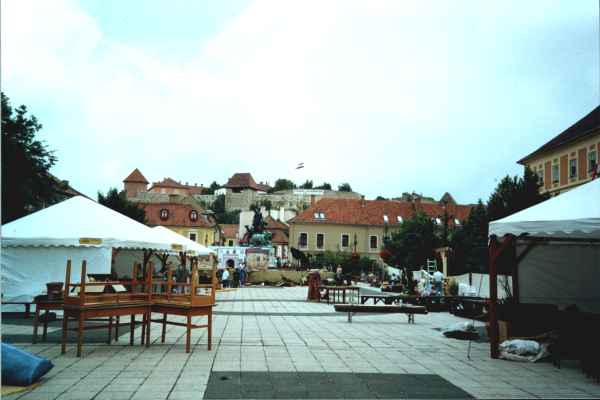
289;198;473;226
123;168;149;184
270;230;289;244
220;224;239;238
224;173;271;191
519;105;600;164
142;203;213;228
265;216;288;231
150;178;186;189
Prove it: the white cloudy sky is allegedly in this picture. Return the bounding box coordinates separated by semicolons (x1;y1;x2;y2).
2;0;598;203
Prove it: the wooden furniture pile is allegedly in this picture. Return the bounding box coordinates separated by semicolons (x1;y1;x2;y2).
56;257;217;357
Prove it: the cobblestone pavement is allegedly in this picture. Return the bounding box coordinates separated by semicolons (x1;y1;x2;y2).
3;287;600;399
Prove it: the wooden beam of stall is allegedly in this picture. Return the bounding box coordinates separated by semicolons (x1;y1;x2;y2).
488;234;515;359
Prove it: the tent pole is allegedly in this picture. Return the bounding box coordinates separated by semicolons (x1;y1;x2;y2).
488;236;499;359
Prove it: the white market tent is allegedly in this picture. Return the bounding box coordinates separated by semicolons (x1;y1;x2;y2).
488;178;600;313
1;196;179;303
152;226;213;256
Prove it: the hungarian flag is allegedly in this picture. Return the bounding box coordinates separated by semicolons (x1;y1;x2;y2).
296;162;304;169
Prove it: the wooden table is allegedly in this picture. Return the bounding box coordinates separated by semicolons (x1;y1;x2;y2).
1;301;33;318
33;295;64;343
61;301;150;357
151;303;213;353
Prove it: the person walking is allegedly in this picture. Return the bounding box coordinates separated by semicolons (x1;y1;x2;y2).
221;268;230;288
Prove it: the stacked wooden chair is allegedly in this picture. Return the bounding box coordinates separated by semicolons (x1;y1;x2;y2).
149;257;217;353
61;260;152;357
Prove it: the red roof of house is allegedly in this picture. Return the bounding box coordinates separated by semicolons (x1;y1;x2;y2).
149;178;186;189
289;198;473;227
224;173;271;191
270;229;289;244
142;203;213;228
265;216;288;231
123;168;149;184
220;224;239;238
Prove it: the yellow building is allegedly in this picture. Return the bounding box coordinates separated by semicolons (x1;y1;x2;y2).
288;197;472;261
518;106;600;195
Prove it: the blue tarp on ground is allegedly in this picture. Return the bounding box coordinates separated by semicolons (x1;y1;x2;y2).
1;343;53;386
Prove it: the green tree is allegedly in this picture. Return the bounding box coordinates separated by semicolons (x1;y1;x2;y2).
210;194;241;224
384;211;441;269
206;181;220;195
271;178;296;192
338;182;352;192
98;188;146;223
314;182;332;190
299;180;313;189
2;93;61;223
375;196;387;200
487;167;549;221
450;200;488;274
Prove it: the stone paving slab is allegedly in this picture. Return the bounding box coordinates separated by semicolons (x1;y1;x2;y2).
2;287;600;399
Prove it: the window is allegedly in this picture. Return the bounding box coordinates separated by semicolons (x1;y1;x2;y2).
537;169;544;185
589;150;597;173
299;233;308;249
341;234;349;248
159;209;169;220
383;215;389;223
228;240;233;246
189;232;197;242
313;212;326;220
397;216;403;223
369;235;378;250
569;159;577;178
435;217;442;225
189;210;198;221
552;164;559;183
316;233;324;250
454;218;461;225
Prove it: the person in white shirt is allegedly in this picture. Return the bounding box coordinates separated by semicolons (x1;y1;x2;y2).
221;268;230;288
432;270;444;295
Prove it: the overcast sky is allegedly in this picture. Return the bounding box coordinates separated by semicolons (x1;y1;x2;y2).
2;0;599;204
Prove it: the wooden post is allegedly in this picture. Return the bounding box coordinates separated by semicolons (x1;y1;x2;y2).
132;263;139;293
488;236;499;359
80;260;87;305
64;259;72;298
167;268;173;299
191;261;198;299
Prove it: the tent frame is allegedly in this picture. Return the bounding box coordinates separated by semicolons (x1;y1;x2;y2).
488;234;600;358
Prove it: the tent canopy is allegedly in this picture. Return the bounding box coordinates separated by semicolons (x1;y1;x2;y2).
2;196;175;251
152;226;214;256
489;179;600;239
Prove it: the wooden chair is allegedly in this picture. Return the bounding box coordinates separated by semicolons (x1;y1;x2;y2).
149;257;217;353
61;259;152;357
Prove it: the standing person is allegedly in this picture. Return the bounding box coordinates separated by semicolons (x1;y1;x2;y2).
238;262;246;287
433;270;444;296
175;262;189;294
221;268;230;288
336;265;343;283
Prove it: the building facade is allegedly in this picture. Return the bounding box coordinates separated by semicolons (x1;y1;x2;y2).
518;106;600;195
220;224;240;247
288;196;473;261
142;201;218;246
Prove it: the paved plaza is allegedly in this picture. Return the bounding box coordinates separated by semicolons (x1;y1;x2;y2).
2;287;600;399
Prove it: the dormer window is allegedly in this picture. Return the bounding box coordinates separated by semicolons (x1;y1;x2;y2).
314;212;326;220
454;218;461;225
397;216;403;223
383;215;389;223
159;209;169;220
189;210;198;221
434;218;442;225
314;212;320;219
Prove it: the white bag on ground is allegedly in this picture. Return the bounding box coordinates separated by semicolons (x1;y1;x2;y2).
442;321;479;340
499;339;549;362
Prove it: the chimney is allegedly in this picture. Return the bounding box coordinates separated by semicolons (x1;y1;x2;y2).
361;195;366;207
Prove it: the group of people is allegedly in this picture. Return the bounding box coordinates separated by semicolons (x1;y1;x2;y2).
218;262;248;288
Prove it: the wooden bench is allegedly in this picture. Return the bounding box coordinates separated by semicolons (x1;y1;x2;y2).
360;294;403;305
1;301;33;318
334;304;428;323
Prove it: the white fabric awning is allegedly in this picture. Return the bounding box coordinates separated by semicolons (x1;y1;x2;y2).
489;179;600;239
152;226;214;256
2;196;177;251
